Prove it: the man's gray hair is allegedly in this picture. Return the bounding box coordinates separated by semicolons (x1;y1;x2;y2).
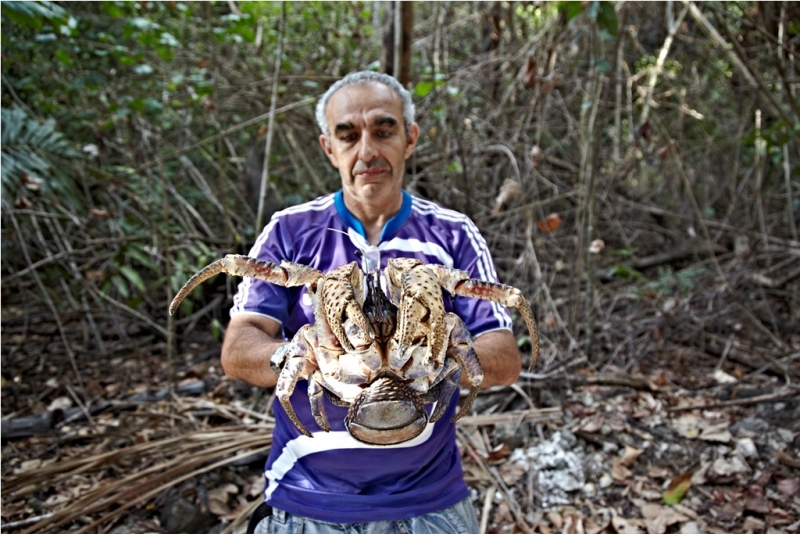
315;71;416;138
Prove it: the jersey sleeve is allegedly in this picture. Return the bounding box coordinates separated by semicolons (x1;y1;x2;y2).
229;215;294;326
450;218;513;336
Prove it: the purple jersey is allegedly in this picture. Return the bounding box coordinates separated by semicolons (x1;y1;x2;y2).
231;190;512;523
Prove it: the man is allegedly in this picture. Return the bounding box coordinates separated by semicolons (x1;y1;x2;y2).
223;71;522;534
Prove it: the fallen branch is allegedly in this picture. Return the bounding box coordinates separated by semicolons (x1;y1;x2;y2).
0;513;55;532
458;407;563;427
2;425;274;533
562;373;655;391
1;380;208;440
748;264;800;289
666;387;799;412
702;333;800;380
521;372;655;391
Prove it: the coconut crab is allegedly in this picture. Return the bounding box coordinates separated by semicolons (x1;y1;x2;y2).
169;255;539;445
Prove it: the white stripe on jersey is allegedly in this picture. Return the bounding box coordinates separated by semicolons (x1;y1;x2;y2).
410;198;492;277
232;195;335;313
378;237;454;267
264;410;438;500
410;198;511;329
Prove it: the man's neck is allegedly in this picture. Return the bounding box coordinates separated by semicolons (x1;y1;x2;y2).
344;193;403;245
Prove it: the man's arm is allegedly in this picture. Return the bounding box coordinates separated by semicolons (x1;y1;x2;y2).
220;313;286;388
471;330;522;388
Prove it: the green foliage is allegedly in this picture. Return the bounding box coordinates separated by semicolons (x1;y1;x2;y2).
169;242;217;315
1;1;66;31
640;266;707;296
0;0;794;340
636;56;683;79
558;1;618;38
0;106;81;208
612;247;638;259
611;264;644;282
211;318;223;341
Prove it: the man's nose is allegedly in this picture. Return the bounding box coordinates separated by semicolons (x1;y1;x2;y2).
358;133;378;161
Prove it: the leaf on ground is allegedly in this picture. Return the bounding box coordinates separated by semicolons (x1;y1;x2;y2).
777;478;800;497
742;517;765;532
47;396;72;411
612;458;634;481
662;472;693;505
244;474;266;498
710;501;743;522
207;483;239;516
671;414;703;439
620;446;644;467
487;442;511;463
13;458;42;474
610;516;644;534
576;413;604;433
709;456;750;478
648;467;670;479
582;518;607;534
712;369;737;384
764;507;795;526
698;421;731;443
219;498;258;522
498;458;526;486
640;503;688;534
744;495;770;514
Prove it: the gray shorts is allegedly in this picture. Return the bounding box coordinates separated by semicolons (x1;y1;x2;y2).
252;497;479;534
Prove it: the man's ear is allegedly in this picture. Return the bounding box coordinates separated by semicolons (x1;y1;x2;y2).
404;122;420;159
319;134;339;168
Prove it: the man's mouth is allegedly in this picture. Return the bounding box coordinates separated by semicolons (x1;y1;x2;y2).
356;168;388;178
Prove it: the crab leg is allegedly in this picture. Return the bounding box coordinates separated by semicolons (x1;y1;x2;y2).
427;359;461;423
276;356;314;437
273;324;320;437
308;370;331;432
169;254;323;315
428;265;540;371
443;313;485;421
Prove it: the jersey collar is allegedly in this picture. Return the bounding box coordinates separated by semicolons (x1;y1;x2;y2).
334;189;412;243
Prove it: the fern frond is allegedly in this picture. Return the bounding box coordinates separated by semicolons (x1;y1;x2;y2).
1;106;81;208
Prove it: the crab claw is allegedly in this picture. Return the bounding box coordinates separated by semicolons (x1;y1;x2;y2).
428;265;540;371
169;255;323;315
317;262;374;352
385;258;448;370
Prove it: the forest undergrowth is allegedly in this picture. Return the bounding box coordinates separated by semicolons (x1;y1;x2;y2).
2;2;798;533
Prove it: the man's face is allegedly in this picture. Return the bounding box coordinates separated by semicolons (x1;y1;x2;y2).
320;82;419;209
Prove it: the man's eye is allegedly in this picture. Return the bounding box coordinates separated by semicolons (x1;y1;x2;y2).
341;134;357;142
377;130;391;138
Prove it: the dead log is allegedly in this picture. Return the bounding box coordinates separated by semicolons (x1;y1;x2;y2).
1;380;208;441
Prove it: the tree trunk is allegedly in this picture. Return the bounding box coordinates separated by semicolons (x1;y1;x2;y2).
380;1;413;86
